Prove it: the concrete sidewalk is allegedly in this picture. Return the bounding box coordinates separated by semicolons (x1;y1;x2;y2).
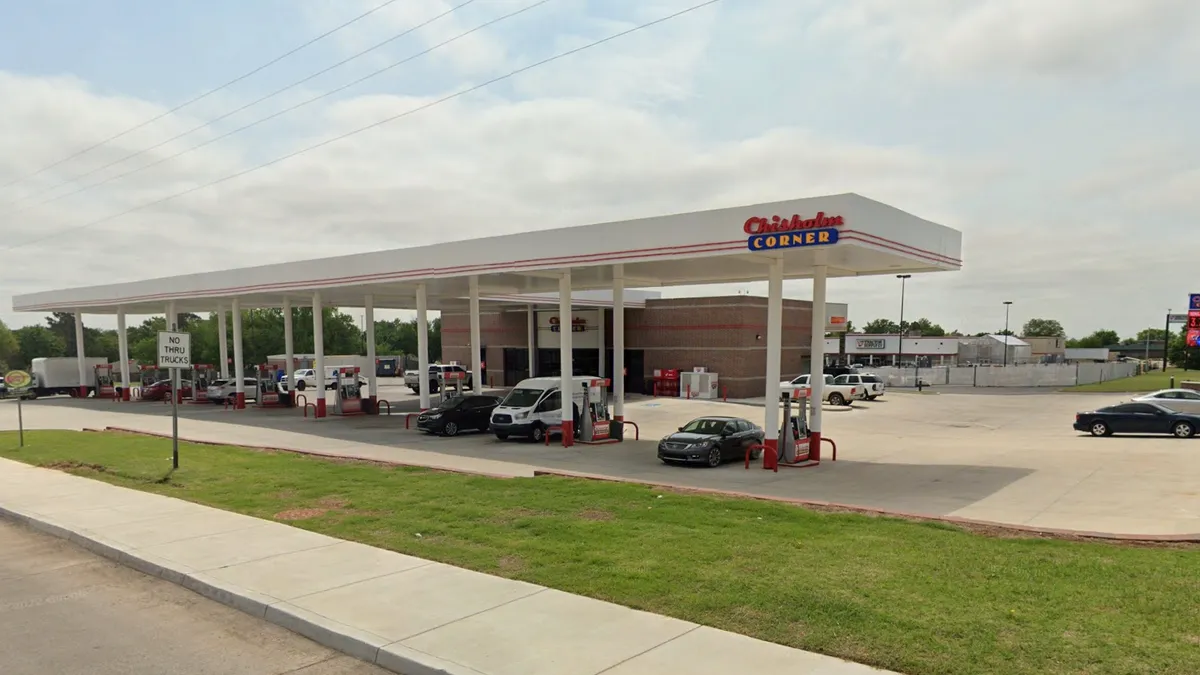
0;457;894;675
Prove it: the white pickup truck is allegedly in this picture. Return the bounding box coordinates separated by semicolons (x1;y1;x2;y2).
778;373;861;406
403;364;472;393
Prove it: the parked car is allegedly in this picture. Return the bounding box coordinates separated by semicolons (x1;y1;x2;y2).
141;379;193;401
206;377;259;404
404;364;472;394
1131;389;1200;414
833;373;885;400
778;373;859;406
416;395;502;436
1074;402;1200;438
657;416;766;467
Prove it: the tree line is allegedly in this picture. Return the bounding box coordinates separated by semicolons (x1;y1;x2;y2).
0;311;442;373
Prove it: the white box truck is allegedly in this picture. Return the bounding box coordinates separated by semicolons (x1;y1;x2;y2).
29;356;109;398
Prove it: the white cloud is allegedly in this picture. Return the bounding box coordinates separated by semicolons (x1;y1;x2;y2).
811;0;1200;81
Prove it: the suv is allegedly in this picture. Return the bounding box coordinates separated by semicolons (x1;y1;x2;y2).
778;373;860;406
833;373;885;400
404;364;472;394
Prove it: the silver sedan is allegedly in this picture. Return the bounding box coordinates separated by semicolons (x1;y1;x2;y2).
1131;388;1200;414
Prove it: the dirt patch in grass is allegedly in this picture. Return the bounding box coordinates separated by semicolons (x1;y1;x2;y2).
488;507;552;524
578;508;615;521
40;460;108;473
497;555;526;572
315;496;349;509
274;508;328;521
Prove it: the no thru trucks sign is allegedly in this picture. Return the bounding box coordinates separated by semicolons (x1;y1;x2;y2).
157;331;192;369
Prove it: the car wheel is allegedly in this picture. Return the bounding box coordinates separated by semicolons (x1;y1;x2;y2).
295;380;306;391
1173;421;1194;438
1090;421;1111;437
530;424;545;443
750;448;763;460
867;395;877;401
705;447;722;467
495;433;509;440
443;421;459;437
829;392;846;406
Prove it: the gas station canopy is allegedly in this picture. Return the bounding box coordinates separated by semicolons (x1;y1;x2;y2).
12;193;962;315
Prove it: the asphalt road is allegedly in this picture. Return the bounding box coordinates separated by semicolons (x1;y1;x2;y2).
0;520;388;675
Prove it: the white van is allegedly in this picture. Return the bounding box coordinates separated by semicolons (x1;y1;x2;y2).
490;375;600;443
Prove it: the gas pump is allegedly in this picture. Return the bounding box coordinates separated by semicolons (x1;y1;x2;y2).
331;367;364;415
579;378;615;443
436;370;466;406
93;364;117;399
134;365;161;400
189;364;216;403
762;390;817;469
255;364;284;407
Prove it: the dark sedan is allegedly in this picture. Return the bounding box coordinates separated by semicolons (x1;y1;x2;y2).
658;416;765;467
416;395;502;437
1074;401;1200;438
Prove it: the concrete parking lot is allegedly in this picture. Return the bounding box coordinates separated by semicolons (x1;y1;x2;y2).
2;384;1197;537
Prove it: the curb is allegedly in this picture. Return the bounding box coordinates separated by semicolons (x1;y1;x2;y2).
531;469;1200;544
0;502;467;675
91;426;525;480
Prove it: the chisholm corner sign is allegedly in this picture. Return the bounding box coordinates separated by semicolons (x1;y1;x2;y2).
744;212;844;251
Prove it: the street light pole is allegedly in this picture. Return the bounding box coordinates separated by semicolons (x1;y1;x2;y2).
896;275;910;372
1164;310;1172;371
1002;301;1013;367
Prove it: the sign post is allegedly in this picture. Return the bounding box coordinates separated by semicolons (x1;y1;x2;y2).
157;330;192;469
4;370;33;447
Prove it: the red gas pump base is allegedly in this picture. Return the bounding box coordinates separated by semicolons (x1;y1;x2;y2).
753;433;835;472
315;399;327;418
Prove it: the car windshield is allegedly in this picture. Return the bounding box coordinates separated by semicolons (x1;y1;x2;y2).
501;388;544;408
680;418;728;435
435;395;466;410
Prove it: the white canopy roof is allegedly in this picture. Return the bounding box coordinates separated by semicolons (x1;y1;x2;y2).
12;192;962;316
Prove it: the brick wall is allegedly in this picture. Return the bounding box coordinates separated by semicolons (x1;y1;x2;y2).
440;297;819;398
628;296;814;398
440;309;528;384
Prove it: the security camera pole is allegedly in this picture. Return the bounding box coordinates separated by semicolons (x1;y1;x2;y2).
157;326;192;469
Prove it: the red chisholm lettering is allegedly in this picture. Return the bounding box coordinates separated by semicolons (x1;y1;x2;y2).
743;212;845;235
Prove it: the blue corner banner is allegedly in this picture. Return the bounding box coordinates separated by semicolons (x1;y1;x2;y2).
1190;294;1200;312
747;227;839;251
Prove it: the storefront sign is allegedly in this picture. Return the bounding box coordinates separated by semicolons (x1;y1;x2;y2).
748;228;839;251
856;338;886;350
743;212;845;234
1188;294;1200;347
549;316;587;333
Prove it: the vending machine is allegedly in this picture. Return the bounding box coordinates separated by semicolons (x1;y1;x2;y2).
579;378;615;443
93;364;117;399
255;364;284;407
331;367;364;415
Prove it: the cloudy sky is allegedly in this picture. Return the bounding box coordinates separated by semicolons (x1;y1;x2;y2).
1;0;1197;338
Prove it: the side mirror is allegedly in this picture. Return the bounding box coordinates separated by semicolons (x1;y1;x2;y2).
678;426;685;432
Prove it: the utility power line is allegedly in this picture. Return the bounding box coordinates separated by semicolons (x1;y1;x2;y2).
4;0;723;252
0;0;406;193
1;0;482;214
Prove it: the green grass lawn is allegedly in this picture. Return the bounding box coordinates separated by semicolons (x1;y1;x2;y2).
1068;367;1200;393
2;430;1198;675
